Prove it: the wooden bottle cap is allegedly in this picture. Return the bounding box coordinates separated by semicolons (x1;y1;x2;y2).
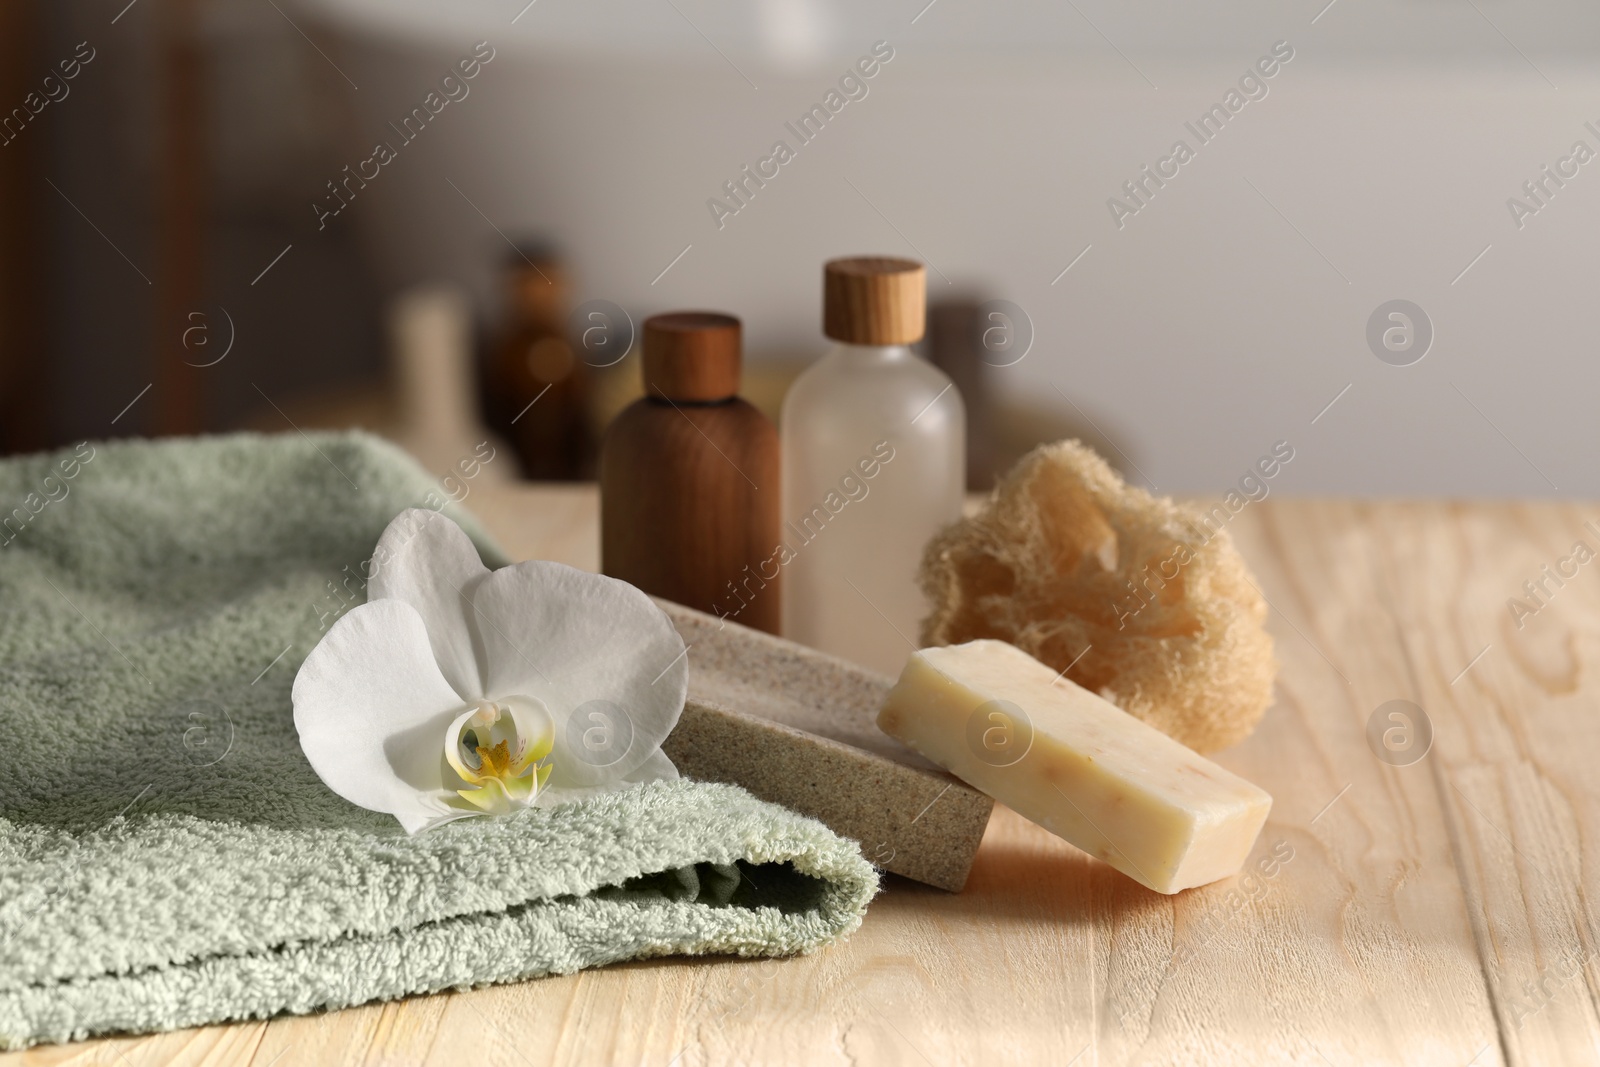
643;311;742;402
823;256;926;345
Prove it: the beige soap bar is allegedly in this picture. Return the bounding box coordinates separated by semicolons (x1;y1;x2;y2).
877;640;1273;894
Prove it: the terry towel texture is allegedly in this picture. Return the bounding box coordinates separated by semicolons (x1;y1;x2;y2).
0;432;877;1049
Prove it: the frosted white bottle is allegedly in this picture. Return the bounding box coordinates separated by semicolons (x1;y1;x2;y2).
780;257;965;676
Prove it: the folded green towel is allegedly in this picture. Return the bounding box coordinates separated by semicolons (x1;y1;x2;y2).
0;432;877;1049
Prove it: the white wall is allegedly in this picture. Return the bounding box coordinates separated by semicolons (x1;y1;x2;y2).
302;0;1600;496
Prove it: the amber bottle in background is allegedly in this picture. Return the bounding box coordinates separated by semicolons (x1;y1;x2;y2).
487;248;595;480
601;313;781;634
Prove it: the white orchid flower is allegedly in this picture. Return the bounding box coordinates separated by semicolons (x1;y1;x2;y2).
292;508;689;833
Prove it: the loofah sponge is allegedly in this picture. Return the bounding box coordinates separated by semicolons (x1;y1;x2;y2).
918;440;1276;753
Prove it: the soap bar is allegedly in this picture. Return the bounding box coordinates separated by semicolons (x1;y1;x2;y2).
877;640;1272;894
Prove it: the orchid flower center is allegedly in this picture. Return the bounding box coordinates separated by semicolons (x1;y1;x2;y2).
443;699;554;815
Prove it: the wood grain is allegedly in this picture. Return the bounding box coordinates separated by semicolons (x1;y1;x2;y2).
601;397;781;634
823;257;925;346
9;493;1600;1065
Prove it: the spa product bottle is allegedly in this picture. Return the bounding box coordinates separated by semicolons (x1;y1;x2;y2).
601;312;781;634
388;284;511;485
780;256;965;675
487;248;595;480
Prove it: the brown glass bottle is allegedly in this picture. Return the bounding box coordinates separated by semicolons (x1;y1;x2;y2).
487;252;595;480
601;312;781;634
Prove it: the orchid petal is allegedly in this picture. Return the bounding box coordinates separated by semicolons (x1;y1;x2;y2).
538;747;679;808
292;598;467;830
621;747;679;786
471;560;688;790
395;806;478;835
443;705;492;785
367;508;491;702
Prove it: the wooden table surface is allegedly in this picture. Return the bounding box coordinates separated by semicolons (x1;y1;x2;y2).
11;487;1600;1066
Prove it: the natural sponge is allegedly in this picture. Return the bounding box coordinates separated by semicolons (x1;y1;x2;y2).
918;440;1275;753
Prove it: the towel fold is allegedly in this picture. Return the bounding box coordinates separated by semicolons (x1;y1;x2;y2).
0;432;876;1049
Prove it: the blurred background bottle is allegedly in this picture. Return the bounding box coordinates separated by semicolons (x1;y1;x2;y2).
486;245;595;480
780;257;965;675
388;283;511;485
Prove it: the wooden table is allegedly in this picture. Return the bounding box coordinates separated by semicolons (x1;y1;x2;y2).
11;490;1600;1066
